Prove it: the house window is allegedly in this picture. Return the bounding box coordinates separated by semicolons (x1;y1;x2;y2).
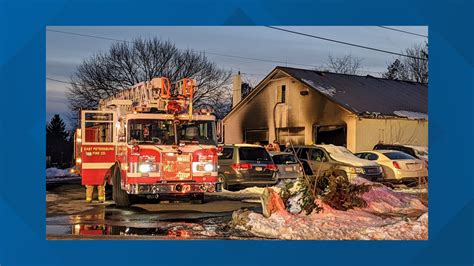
281;85;286;103
277;85;286;103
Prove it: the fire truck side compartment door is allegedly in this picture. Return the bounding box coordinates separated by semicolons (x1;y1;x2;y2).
80;110;117;186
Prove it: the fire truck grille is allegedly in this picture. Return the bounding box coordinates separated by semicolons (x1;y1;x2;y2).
162;153;192;180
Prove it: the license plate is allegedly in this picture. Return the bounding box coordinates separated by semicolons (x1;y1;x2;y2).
255;167;263;171
285;167;293;172
365;168;376;173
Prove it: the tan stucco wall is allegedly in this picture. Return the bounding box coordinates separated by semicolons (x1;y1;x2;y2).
354;118;428;152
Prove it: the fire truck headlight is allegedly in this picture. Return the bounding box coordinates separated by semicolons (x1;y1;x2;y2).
192;162;214;172
204;163;214;172
139;163;152;173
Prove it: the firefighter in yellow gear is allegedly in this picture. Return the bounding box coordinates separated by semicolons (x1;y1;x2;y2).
85;184;106;203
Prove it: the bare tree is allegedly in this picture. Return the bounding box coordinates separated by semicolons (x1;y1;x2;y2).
67;38;231;121
383;42;428;83
325;54;363;75
403;43;428;83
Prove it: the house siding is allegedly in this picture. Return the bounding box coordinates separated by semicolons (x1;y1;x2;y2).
355;118;428;152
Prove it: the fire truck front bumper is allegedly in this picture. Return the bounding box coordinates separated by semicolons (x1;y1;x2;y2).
125;182;222;195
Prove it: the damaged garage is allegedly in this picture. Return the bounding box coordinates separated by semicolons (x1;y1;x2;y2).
222;66;428;152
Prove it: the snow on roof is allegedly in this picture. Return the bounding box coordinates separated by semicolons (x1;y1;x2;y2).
393;110;428;120
301;78;336;96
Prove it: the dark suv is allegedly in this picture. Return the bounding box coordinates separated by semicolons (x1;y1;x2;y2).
217;144;278;190
286;144;383;181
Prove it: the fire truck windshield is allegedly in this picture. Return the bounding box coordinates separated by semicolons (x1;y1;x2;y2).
128;119;216;146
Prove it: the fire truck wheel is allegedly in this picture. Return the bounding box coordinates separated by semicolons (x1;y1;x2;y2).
112;166;131;207
105;185;112;200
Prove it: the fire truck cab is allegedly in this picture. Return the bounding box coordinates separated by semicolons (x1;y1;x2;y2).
74;77;221;206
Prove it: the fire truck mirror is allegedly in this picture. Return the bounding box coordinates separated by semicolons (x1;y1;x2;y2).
216;120;224;143
117;120;126;142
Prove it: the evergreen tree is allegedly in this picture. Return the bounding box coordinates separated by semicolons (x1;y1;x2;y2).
46;115;71;168
382;59;409;80
47;114;68;141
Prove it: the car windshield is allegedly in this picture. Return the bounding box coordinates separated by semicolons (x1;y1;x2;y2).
272;154;298;164
383;151;416;160
239;147;271;161
128;119;216;145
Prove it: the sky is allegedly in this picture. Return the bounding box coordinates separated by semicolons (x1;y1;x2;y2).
46;26;428;128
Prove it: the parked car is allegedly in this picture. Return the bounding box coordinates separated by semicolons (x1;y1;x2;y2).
217;144;278;190
373;144;428;166
355;150;428;184
286;144;383;181
269;151;303;180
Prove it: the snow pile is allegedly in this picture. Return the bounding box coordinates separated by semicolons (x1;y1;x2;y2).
214;182;289;202
393;110;428;120
234;208;427;240
353;178;427;216
220;182;285;196
394;186;428;194
232;178;428;240
46;168;73;179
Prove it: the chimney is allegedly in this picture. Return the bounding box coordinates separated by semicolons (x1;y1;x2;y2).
232;71;242;108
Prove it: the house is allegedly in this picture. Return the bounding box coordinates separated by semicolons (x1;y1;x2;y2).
222;66;428;152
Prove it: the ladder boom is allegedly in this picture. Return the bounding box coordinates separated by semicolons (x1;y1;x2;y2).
98;77;196;117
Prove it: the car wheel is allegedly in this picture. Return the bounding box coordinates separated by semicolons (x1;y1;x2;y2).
333;170;348;180
218;174;228;190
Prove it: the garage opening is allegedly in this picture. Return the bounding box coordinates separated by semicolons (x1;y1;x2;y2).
314;125;347;147
244;129;269;145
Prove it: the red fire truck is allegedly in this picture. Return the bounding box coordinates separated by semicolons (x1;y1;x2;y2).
74;77;221;206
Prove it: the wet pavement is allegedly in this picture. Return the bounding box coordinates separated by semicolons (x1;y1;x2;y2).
46;179;267;240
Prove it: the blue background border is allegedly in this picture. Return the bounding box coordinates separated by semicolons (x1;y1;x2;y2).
0;0;473;265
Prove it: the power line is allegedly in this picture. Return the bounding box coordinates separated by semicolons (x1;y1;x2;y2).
204;51;318;68
47;77;75;85
46;29;326;69
46;29;384;74
265;26;427;61
377;26;428;38
47;29;133;43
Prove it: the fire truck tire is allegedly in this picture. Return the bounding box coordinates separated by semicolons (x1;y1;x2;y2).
112;166;131;207
105;184;113;200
